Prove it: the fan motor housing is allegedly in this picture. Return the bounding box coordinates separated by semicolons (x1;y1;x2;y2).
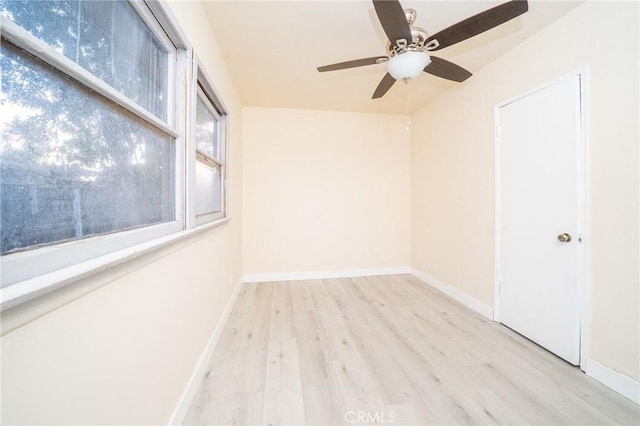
386;26;430;56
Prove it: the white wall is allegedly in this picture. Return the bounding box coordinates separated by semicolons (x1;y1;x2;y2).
242;107;411;280
411;0;639;381
0;2;244;424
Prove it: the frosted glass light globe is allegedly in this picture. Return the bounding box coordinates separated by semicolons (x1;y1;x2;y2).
386;51;431;80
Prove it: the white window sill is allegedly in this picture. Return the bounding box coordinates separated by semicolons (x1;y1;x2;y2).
1;218;230;333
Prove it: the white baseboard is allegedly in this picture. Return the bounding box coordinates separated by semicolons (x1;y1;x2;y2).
411;270;640;406
242;266;412;283
411;269;493;320
584;358;640;404
168;280;243;425
168;270;639;414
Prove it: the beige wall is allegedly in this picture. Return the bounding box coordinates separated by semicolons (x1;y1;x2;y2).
242;107;410;278
0;1;243;424
411;1;639;380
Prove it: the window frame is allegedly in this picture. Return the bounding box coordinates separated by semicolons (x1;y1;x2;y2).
187;57;229;227
0;0;192;302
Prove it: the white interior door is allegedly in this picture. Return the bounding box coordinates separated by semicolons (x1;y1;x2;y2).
497;73;583;365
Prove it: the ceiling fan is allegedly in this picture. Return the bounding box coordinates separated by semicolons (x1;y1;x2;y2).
317;0;528;99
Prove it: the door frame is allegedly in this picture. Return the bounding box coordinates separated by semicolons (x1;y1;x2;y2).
493;68;588;370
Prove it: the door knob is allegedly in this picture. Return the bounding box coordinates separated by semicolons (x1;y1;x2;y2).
557;233;571;243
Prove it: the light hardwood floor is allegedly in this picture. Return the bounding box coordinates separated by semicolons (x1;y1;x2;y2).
184;275;640;425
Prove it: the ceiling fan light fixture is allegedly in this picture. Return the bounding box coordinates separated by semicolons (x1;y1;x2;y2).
386;51;431;81
317;0;528;98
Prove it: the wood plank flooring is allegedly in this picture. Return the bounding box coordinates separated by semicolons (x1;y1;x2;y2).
184;275;639;425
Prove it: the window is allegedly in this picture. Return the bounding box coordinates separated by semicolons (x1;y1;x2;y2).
0;0;190;289
193;69;227;225
1;42;175;255
1;0;170;118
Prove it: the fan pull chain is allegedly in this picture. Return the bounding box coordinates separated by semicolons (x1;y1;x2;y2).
405;82;412;132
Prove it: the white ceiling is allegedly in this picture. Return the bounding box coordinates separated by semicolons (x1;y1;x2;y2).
201;1;582;114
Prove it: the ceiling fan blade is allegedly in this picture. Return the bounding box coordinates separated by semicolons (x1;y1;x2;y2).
372;73;396;99
373;0;413;46
424;56;472;82
317;56;387;72
426;0;528;51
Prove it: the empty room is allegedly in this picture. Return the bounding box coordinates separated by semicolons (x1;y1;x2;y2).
0;0;638;425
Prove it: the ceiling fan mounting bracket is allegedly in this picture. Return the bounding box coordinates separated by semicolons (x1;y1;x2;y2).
404;8;417;27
